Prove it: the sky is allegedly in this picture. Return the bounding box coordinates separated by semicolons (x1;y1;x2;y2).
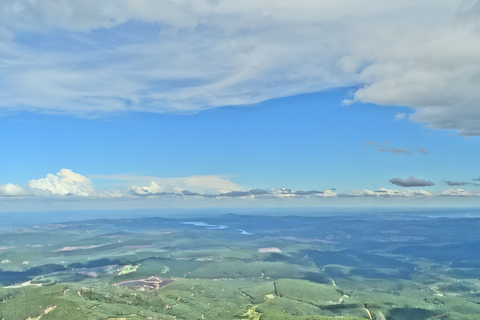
0;0;479;211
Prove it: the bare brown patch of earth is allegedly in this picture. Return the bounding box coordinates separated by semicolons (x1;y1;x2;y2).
113;276;176;291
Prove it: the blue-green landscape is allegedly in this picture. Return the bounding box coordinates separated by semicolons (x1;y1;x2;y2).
2;209;480;319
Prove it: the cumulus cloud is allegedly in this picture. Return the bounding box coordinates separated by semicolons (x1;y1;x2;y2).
293;190;323;196
217;189;271;197
266;188;337;198
349;188;435;198
402;189;434;197
125;183;333;199
91;173;241;194
2;168;480;203
129;185;337;199
444;180;469;186
389;176;435;187
441;188;477;196
0;183;29;196
129;181;179;196
217;191;252;197
374;188;399;195
394;113;406;121
0;1;479;135
249;189;271;195
27;168;95;196
352;188;396;197
267;188;326;198
444;180;480;187
350;189;375;197
322;190;338;198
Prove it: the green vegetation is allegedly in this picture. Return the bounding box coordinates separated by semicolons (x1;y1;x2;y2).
242;281;275;303
274;279;343;305
258;311;365;320
3;214;480;319
0;285;88;320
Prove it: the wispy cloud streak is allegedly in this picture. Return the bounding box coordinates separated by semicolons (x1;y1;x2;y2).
0;1;479;135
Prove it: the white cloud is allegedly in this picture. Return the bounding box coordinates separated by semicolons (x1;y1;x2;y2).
352;189;377;197
374;188;400;196
0;183;29;196
341;1;480;135
129;181;165;196
321;189;338;198
441;188;479;196
128;181;187;196
124;185;337;199
183;175;240;193
0;168;478;204
27;168;95;196
267;188;334;198
402;189;434;197
351;188;434;197
352;188;399;197
0;1;479;134
91;173;241;194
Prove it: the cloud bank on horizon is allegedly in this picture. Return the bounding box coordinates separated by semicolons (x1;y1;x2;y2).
1;0;480;135
1;169;478;203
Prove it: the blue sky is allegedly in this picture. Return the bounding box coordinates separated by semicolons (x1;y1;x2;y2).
0;1;479;211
